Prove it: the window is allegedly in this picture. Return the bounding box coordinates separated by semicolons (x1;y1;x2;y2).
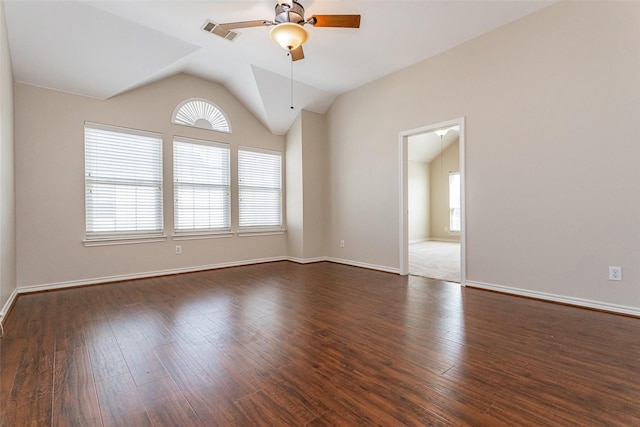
171;98;231;133
173;137;230;233
85;123;163;240
238;147;282;230
449;172;461;233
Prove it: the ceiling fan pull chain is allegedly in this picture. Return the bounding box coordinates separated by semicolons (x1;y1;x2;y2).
290;53;294;109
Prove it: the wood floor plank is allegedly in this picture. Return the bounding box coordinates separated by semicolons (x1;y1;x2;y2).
182;386;250;427
119;344;170;387
275;363;347;418
108;304;170;386
171;338;258;401
307;408;406;427
129;305;178;348
95;373;152;427
52;345;102;426
1;261;638;426
373;361;496;421
2;321;55;426
240;328;316;374
233;388;317;427
3;293;58;426
137;377;203;426
83;318;129;382
205;337;279;398
53;291;89;352
0;337;26;425
154;342;217;392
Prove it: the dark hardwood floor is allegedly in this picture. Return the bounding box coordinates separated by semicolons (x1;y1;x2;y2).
1;261;639;426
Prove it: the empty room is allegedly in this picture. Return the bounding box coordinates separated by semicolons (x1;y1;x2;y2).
1;1;639;425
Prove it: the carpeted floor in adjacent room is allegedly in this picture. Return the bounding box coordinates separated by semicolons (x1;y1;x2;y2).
409;241;460;283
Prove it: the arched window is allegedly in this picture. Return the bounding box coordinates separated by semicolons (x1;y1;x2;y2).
171;98;231;133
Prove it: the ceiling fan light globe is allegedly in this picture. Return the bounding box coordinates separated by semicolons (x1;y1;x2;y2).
270;22;309;51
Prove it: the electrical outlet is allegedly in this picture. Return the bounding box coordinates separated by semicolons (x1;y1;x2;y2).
608;266;622;281
176;245;182;255
340;240;345;248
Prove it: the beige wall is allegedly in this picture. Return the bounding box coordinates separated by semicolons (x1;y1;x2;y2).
14;74;287;288
286;110;328;260
285;113;304;258
408;161;430;243
0;0;16;316
300;110;328;259
327;2;640;309
429;138;460;242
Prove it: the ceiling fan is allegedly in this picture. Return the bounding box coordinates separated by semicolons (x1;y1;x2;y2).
204;0;361;61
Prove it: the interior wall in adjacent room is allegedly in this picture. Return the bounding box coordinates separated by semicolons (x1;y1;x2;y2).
408;161;430;243
429;138;459;242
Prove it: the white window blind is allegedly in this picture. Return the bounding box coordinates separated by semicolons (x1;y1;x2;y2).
238;147;282;229
173;137;230;233
85;123;163;239
172;98;231;133
449;172;461;232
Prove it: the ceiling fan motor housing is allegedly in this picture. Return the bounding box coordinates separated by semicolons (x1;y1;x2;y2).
274;1;305;25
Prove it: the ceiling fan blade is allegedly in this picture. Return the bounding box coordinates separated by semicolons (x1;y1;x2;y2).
219;20;270;30
291;46;304;61
309;15;361;28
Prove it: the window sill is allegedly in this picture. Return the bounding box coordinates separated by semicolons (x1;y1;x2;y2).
237;228;286;237
83;235;168;247
173;231;234;241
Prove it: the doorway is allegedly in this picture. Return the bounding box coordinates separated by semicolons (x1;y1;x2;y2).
399;118;465;284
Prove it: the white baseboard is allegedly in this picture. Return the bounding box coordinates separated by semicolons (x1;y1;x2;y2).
0;288;18;323
325;257;399;274
13;256;398;297
466;280;640;317
409;238;430;244
409;238;460;244
15;256;289;295
288;256;327;264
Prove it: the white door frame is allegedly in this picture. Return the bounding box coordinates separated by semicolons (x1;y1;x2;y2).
398;117;466;285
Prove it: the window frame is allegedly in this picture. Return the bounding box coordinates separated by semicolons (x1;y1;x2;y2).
237;146;284;234
173;136;232;237
84;122;165;246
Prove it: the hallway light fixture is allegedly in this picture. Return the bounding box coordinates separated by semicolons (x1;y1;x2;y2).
434;126;459;137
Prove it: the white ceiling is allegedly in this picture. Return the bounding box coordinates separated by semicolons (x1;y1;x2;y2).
3;0;553;135
408;128;459;164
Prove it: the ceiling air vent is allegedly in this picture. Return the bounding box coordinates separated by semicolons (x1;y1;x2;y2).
224;31;239;42
202;20;239;42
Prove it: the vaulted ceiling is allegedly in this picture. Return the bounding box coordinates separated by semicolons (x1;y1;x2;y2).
3;1;553;135
409;129;460;164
